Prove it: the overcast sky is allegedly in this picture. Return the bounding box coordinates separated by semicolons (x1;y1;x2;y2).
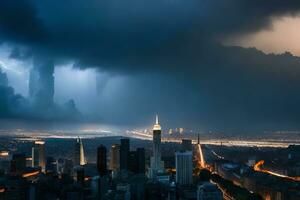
1;0;300;133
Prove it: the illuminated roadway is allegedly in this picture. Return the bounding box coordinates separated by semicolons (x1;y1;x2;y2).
254;160;300;181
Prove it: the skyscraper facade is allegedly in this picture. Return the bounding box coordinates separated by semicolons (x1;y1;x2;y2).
120;138;129;171
109;144;120;171
175;151;193;185
97;145;107;177
149;115;164;178
136;148;145;174
74;138;86;166
32;140;46;172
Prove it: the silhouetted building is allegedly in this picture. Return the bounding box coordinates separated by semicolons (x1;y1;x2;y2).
63;159;73;175
10;153;26;173
137;148;145;174
46;156;57;173
109;144;120;171
97;145;107;177
175;151;193;185
75;166;85;185
32;140;46;172
120;138;130;171
129;151;138;173
128;148;145;174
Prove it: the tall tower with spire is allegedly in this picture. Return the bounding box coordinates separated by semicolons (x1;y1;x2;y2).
149;115;164;178
74;137;86;166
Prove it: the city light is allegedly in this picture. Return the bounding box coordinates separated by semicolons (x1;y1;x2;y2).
254;160;300;181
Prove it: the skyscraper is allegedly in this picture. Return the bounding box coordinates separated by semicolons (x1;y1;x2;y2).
109;144;120;171
97;145;107;177
128;148;145;174
46;156;57;174
32;140;46;172
120;138;129;171
175;151;193;185
10;153;26;173
136;148;145;174
74;137;86;166
149;115;164;178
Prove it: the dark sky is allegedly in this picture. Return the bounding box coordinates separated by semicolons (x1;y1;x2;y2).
1;0;300;133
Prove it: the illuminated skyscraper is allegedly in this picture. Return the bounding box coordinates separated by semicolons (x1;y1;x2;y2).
32;140;46;172
149;115;164;178
175;151;193;185
74;137;86;166
109;144;120;171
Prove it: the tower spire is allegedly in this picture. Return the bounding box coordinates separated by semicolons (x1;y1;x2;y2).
153;114;161;131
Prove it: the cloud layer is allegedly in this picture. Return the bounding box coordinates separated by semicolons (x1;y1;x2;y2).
0;0;300;132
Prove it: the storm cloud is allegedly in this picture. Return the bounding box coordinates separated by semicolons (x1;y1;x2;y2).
0;0;300;132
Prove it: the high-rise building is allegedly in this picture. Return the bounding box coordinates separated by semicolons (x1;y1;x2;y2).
149;115;164;178
46;156;57;173
120;138;129;171
182;139;193;151
10;153;26;173
175;151;193;185
63;159;73;175
128;148;145;174
129;151;138;173
109;144;120;171
136;148;145;174
74;137;86;166
75;166;85;185
32;140;46;172
197;182;223;200
97;145;107;177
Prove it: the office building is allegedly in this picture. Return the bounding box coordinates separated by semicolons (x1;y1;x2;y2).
46;156;57;173
149;115;164;178
109;144;120;171
75;166;85;185
120;138;130;171
10;153;26;173
175;151;193;185
32;140;46;172
136;148;145;174
97;145;107;177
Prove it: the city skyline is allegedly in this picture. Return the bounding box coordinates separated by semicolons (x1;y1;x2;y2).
0;115;299;199
0;1;300;199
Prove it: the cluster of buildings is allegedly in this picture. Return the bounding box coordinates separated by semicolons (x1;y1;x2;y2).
0;116;224;200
